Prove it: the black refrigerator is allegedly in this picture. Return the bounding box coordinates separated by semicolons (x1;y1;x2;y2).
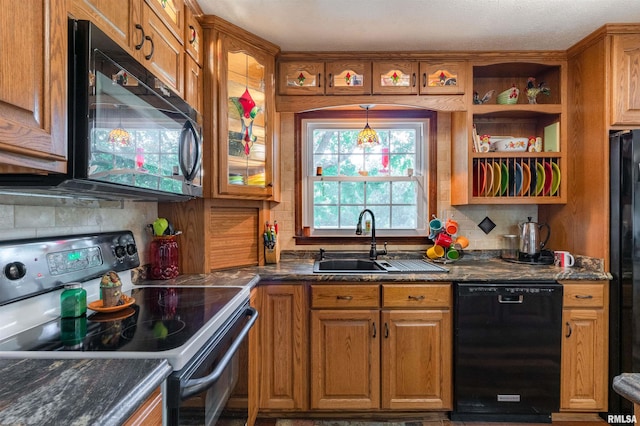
610;129;640;414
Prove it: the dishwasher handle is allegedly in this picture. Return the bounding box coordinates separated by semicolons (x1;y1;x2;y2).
498;294;524;303
180;307;258;400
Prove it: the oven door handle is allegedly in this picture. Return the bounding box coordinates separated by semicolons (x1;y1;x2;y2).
180;307;258;400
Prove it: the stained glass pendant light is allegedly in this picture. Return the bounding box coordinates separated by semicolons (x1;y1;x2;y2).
357;105;379;148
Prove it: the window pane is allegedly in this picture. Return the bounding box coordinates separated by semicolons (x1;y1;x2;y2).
315;206;339;228
314;181;339;204
392;205;418;228
391;181;417;204
366;182;390;204
312;153;339;176
340;205;364;229
340;181;364;204
369;206;390;229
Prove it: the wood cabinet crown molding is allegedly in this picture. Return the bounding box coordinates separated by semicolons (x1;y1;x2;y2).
199;15;280;56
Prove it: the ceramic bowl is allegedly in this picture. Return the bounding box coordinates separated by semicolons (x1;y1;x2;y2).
492;137;528;152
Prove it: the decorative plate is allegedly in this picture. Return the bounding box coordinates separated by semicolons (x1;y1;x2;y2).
551;162;561;195
88;294;135;313
88;307;135;322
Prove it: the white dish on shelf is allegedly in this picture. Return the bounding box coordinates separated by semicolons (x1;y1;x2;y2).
492;137;528;152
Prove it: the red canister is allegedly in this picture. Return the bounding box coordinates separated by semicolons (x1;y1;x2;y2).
149;236;179;279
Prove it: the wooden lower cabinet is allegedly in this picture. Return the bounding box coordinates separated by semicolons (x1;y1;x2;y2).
308;283;452;411
560;280;608;412
123;387;162;426
257;284;308;411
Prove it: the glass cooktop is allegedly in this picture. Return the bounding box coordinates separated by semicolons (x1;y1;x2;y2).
0;286;243;354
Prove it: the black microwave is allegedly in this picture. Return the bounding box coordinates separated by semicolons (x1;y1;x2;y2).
0;19;203;201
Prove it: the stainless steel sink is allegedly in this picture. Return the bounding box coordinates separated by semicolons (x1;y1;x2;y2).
312;259;386;273
312;258;448;274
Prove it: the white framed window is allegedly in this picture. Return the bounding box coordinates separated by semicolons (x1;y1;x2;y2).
301;115;431;237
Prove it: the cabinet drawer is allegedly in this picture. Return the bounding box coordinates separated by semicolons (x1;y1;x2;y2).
562;282;606;308
311;285;379;308
382;284;451;308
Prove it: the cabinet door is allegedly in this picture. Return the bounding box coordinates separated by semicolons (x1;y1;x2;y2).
419;61;466;94
611;34;640;125
184;7;203;66
278;62;325;95
258;285;308;410
217;32;276;199
310;309;380;409
138;1;184;97
144;0;184;43
372;61;419;95
0;0;66;172
185;54;203;113
560;307;607;411
326;61;372;95
381;310;452;410
69;0;136;51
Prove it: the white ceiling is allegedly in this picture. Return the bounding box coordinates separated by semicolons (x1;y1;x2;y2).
198;0;640;52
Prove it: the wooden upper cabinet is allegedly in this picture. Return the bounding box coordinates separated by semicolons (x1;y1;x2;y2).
144;0;184;43
611;34;640;125
69;0;137;50
326;61;372;95
184;6;203;66
278;62;325;95
136;1;184;97
0;0;67;172
372;61;419;95
419;61;466;94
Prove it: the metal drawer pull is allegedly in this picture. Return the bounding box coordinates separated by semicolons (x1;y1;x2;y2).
575;294;593;299
498;295;523;303
384;322;389;338
565;321;572;338
408;295;425;301
372;322;376;338
336;295;353;300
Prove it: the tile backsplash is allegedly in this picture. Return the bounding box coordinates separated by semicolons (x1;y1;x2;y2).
0;199;157;264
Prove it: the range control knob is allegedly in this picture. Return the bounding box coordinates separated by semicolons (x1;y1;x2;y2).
114;245;126;259
4;262;26;280
126;244;137;256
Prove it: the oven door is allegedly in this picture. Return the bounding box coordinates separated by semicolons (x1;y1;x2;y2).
166;303;257;426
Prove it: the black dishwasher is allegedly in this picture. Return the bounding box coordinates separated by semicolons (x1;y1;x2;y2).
453;281;562;423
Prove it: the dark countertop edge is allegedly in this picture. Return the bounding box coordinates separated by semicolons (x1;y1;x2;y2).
101;360;173;426
614;373;640;405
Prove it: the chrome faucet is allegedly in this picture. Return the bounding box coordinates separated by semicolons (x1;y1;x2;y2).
355;209;387;260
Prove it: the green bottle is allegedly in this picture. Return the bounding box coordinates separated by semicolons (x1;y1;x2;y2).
60;283;87;318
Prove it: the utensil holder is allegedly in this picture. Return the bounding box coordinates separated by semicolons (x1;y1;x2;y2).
265;243;280;264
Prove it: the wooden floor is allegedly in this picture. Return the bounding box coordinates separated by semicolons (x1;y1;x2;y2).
256;418;608;426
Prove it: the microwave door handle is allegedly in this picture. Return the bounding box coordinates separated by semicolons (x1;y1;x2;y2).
178;120;202;182
180;307;258;401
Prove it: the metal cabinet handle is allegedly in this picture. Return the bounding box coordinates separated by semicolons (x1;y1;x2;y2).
336;295;353;300
412;73;417;87
372;322;376;338
498;294;523;303
134;24;145;50
188;25;197;44
328;73;333;88
422;73;427;87
565;321;572;338
575;294;593;299
318;73;322;87
384;322;389;338
408;295;425;301
144;35;155;60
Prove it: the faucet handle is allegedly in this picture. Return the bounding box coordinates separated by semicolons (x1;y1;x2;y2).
380;241;388;256
319;248;326;260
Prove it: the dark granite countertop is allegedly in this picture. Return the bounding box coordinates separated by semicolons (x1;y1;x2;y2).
137;252;610;287
0;358;171;426
614;373;640;405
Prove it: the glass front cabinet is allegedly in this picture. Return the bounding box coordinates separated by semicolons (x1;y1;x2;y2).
215;30;279;199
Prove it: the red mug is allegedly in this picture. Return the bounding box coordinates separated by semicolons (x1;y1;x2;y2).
434;232;453;247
